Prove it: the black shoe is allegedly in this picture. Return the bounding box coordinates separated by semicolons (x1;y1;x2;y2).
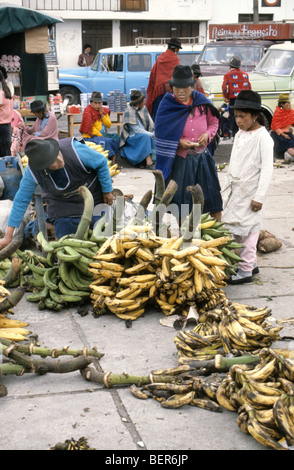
227;275;253;285
227;269;253;285
252;266;259;275
146;163;155;170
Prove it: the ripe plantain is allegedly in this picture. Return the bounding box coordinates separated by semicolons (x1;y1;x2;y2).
130;384;149;400
273;394;294;446
189;397;223;413
161;391;195;409
246;408;288;450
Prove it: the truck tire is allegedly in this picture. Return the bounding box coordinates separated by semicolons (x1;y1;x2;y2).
60;86;81;105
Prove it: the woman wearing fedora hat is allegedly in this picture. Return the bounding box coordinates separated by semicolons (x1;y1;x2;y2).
79;91;120;164
154;64;222;225
120;90;155;169
146;38;182;121
270;93;294;162
222;90;274;285
18;100;59;148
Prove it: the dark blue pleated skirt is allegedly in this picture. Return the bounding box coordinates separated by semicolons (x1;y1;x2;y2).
271;131;294;153
169;149;223;219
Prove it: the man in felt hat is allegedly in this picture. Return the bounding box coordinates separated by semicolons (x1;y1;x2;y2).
79;91;120;164
146;38;182;120
120;90;155;169
191;63;205;95
18;99;59;148
0;137;114;249
222;55;252;137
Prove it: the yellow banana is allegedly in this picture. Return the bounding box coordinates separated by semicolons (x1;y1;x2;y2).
246;408;287;450
161;391;195;409
273;395;294;446
190;397;223;413
130;384;149;399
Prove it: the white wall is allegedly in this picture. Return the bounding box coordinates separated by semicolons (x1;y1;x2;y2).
55;20;82;68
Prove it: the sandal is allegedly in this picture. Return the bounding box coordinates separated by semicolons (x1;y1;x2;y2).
146;163;155;170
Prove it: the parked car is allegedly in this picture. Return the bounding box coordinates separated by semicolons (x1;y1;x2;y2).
200;42;294;128
59;43;204;105
197;39;274;77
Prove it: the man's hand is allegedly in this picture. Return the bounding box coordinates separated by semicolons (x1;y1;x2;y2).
251;200;262;212
0;230;14;251
103;192;114;206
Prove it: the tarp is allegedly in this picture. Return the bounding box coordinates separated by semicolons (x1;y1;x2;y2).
0;3;63;39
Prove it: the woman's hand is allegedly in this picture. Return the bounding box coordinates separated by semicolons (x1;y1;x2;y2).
281;132;290;140
103;192;114;206
179;139;197;149
197;132;209;147
251;200;262;212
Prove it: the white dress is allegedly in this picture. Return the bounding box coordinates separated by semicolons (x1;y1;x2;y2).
221;126;273;237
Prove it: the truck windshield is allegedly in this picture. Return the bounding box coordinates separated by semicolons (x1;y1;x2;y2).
254;49;294;76
199;45;262;67
91;52;100;71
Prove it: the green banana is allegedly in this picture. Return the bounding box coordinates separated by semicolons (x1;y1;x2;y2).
43;267;59;290
56;247;81;262
36;231;54;252
58;280;90;297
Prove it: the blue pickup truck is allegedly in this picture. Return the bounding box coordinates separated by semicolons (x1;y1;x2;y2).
59;43;204;105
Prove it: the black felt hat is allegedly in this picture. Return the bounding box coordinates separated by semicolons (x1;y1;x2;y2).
30;100;46;113
25;138;60;171
191;63;202;76
168;65;196;88
168;38;182;49
231;90;262;111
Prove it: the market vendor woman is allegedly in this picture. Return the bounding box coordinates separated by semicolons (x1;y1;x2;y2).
270;93;294;161
79;91;120;164
0;137;114;249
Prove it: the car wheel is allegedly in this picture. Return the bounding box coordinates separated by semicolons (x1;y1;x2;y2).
60;86;80;105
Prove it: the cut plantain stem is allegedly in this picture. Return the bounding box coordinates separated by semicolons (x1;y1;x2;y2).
80;366;177;387
0;338;104;359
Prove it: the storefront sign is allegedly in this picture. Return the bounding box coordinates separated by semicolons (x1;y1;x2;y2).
209;23;294;41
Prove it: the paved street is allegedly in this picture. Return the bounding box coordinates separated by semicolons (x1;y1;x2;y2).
0;126;294;454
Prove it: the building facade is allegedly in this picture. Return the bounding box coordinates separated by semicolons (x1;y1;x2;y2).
7;0;294;68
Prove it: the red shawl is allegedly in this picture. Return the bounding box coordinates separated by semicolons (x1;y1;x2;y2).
79;104;111;135
146;49;180;114
271;105;294;131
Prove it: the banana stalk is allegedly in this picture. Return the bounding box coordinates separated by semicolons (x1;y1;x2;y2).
1;342;92;375
81;366;178;388
3;256;22;287
0;338;104;360
152;169;166;206
0;286;26;312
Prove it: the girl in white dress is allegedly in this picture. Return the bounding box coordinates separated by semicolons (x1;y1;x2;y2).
221;90;274;284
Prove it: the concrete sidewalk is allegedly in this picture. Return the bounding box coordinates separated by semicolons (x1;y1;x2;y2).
0;129;294;452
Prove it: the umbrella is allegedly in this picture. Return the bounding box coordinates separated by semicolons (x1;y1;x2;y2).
0;3;63;39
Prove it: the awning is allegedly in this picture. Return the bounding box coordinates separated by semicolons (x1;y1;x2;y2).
0;3;63;39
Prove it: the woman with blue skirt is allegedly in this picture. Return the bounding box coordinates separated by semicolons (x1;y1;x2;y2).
154;65;222;225
120;90;155;170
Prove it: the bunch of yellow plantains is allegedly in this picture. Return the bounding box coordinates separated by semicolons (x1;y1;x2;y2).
173;298;283;363
89;224;237;321
0;280;31;341
84;141;120;178
216;348;294;450
130;368;224;413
